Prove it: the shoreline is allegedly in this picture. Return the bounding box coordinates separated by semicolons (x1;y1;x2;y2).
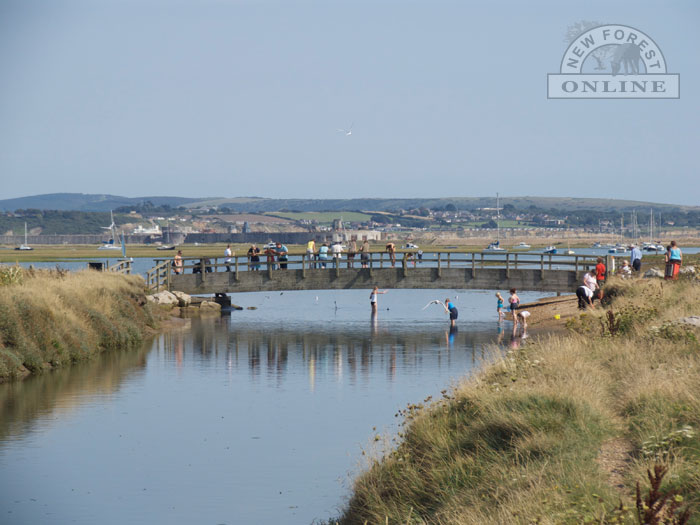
331;276;700;523
0;268;161;383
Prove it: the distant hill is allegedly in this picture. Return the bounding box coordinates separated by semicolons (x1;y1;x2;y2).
0;193;696;214
186;196;696;213
0;193;200;212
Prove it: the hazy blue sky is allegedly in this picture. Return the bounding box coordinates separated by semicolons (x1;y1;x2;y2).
1;0;698;204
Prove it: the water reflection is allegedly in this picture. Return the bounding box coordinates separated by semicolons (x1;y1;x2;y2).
0;299;527;525
153;317;496;391
0;345;150;444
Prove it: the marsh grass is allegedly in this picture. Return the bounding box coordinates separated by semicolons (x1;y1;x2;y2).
333;277;700;524
0;266;156;381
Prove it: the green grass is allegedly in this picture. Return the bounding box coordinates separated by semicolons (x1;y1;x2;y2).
0;267;157;381
264;211;373;224
331;277;700;524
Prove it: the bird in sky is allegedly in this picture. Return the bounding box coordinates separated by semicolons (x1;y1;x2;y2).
336;122;353;136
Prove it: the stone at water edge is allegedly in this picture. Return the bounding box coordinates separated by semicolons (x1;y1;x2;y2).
679;266;696;275
199;301;222;314
146;291;179;306
171;290;192;307
643;268;664;279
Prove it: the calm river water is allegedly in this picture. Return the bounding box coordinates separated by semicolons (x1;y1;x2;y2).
0;289;551;524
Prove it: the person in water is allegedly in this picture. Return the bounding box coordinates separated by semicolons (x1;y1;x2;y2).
508;288;520;321
444;297;458;327
495;292;505;321
369;286;388;314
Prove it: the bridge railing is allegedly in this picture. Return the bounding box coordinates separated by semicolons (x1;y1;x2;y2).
151;251;609;288
146;260;172;292
106;259;132;274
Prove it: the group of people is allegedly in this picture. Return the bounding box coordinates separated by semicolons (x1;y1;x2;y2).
495;289;530;337
304;239;378;269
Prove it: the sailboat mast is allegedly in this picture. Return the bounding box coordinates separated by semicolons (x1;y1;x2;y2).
496;193;500;244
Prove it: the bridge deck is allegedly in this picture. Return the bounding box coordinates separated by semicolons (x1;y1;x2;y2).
147;251;610;295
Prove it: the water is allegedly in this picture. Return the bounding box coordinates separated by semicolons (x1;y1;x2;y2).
0;288;548;524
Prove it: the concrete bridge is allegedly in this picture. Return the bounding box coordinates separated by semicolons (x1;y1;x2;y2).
147;251;608;295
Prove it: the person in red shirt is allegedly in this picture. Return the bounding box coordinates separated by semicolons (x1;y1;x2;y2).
595;257;606;301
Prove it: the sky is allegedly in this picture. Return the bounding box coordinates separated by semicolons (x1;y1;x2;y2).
0;0;698;204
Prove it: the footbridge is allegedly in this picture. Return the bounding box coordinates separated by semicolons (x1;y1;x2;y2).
146;251;609;295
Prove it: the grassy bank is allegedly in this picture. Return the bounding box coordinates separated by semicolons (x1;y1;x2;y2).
334;277;700;524
0;266;157;382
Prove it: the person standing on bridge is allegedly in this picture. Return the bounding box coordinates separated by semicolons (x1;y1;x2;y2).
360;240;370;268
370;286;388;314
306;239;316;269
224;244;233;272
347;239;357;268
173;250;183;275
385;242;396;267
275;242;289;270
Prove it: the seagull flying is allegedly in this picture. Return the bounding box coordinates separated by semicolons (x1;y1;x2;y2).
422;300;445;310
336;122;353;136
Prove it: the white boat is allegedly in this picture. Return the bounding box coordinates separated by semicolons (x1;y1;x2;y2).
591;242;603;248
484;240;506;252
543;246;557;254
564;249;575;255
484;193;506;252
15;222;33;251
513;242;531;249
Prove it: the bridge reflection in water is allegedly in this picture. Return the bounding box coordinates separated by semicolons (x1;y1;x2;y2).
153;315;500;392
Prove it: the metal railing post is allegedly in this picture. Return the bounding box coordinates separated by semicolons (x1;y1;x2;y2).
437;252;441;278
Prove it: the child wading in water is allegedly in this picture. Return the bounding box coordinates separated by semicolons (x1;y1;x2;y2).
508;288;520;322
496;292;505;321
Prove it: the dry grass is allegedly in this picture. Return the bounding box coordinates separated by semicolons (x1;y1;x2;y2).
0;266;156;381
332;277;700;524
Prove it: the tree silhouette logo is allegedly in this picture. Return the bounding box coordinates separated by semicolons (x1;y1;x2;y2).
548;23;679;99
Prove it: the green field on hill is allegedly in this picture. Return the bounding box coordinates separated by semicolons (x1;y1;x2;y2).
265;211;373;224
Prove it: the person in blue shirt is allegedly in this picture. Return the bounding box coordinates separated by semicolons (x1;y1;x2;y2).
668;240;682;280
275;242;289;269
630;244;642;272
444;298;458;327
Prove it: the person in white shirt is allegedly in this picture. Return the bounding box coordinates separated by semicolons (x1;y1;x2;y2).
369;286;388;314
224;244;233;272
